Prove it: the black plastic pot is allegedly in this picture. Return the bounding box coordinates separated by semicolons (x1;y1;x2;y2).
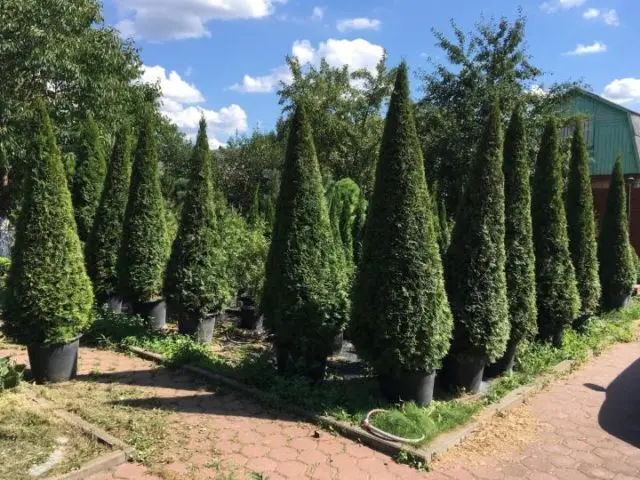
178;312;217;344
379;371;436;406
330;332;344;356
239;305;262;331
106;296;123;314
133;298;166;331
442;355;485;394
484;343;517;379
27;336;80;384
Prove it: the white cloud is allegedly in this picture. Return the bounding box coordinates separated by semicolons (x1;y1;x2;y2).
583;8;600;19
603;78;640;105
231;38;385;93
603;9;620;26
114;0;284;41
311;7;324;21
336;17;381;32
529;85;548;97
541;0;586;13
141;65;205;104
564;41;607;55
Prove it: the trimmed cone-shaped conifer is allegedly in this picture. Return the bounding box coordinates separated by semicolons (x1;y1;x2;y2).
261;104;349;378
499;104;537;366
86;126;133;304
351;194;367;266
248;185;262;228
532;119;580;343
72;113;107;242
566;121;601;315
164;119;231;317
119;112;168;303
351;62;453;376
598;156;635;310
445;100;509;363
3;100;93;344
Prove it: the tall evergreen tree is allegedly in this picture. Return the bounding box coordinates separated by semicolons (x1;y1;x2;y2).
351;63;452;384
566;121;600;315
119;112;168;303
86;126;133;304
3;100;93;345
351;194;367;266
72;112;107;242
247;185;262;228
261;104;349;379
532;118;580;344
445;100;509;364
598;156;635;310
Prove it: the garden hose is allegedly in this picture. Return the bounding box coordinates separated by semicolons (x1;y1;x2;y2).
362;409;426;444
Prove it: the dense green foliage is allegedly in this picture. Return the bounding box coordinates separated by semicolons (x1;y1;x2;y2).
598;157;635;310
119;113;168;303
566;122;601;315
326;178;361;266
532;119;580;343
261;104;349;375
3;101;93;344
351;63;452;374
502;105;537;352
86;127;132;302
445;100;509;362
351;195;368;266
72;113;107;242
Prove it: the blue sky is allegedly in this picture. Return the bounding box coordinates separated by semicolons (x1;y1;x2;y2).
102;0;640;147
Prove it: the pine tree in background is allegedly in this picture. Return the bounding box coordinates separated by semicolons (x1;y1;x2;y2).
445;99;509;364
119;112;168;303
351;63;452;396
248;185;262;228
261;104;349;380
532;118;580;344
72;112;107;242
598;156;635;310
3;100;93;345
86;126;132;305
566;121;600;316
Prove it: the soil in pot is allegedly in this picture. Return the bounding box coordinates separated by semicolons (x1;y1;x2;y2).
178;313;217;344
484;342;517;379
133;298;166;331
27;336;80;384
239;305;262;331
379;370;436;406
440;355;485;394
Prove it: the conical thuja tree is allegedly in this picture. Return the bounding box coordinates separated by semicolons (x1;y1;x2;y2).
351;63;452;386
493;104;537;373
598;156;635;310
247;185;263;228
566;121;600;316
445;99;509;364
261;104;348;379
3;100;93;345
532;118;580;344
72;112;107;242
164;119;231;319
86;126;132;305
119;112;168;304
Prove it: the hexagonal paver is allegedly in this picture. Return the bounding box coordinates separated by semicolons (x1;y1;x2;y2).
246;456;278;472
276;460;307;478
269;446;299;462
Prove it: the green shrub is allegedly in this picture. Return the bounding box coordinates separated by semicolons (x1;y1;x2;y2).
445;100;509;362
0;357;23;392
72;113;107;242
0;258;10;278
351;63;452;374
351;194;368;266
164;119;231;316
118;112;168;303
598;156;635;310
437;198;450;256
3;100;94;345
86;126;132;303
532;118;580;343
566;121;600;315
326;178;361;266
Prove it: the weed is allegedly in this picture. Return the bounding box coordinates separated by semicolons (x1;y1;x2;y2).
0;357;23;392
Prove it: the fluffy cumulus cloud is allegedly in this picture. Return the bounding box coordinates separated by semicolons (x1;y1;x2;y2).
115;0;285;41
564;41;607;56
583;8;620;26
541;0;586;13
230;38;385;93
141;65;248;147
603;78;640;105
336;17;381;32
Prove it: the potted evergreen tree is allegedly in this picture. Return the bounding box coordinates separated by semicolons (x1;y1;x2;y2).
351;63;452;406
3;100;94;383
119;112;168;329
164;119;231;342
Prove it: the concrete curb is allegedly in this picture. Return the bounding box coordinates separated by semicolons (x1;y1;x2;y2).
126;345;577;465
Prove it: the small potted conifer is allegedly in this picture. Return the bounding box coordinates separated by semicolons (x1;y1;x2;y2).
3;100;94;383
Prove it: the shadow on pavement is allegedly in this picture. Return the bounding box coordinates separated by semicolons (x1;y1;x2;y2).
598;358;640;447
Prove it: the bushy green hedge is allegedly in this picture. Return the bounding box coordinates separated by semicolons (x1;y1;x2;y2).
86;126;132;303
3;101;93;345
598;157;635;310
445;100;509;362
532;118;580;343
351;63;452;374
118;112;168;303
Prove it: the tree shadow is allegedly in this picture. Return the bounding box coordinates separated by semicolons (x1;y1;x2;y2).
598;358;640;447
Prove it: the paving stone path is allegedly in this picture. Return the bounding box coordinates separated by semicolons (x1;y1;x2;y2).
2;338;640;479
